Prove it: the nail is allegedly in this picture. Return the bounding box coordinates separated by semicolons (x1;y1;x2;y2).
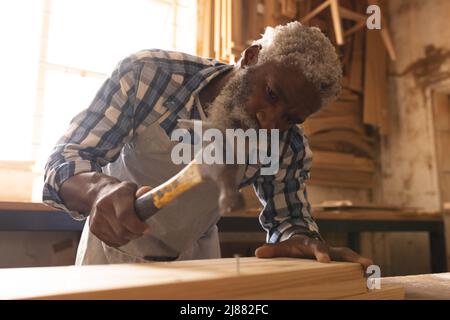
234;254;240;275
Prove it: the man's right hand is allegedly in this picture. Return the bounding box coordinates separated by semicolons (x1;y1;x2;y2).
59;172;151;247
89;182;151;247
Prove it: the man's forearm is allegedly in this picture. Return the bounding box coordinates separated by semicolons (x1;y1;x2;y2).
59;172;121;215
58;171;149;247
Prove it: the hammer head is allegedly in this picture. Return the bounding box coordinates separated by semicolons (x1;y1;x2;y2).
178;119;248;215
197;162;246;215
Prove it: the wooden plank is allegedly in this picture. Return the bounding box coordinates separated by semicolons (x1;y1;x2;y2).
309;130;376;158
339;6;365;22
312;151;375;172
0;258;372;300
382;273;450;300
226;0;232;60
363;30;380;128
316;200;401;210
225;206;443;222
339;89;360;101
347;8;364;93
380;28;397;61
0;201;58;212
307;178;374;189
340;285;405;300
312;209;442;222
312;100;361;118
433;91;450;131
213;0;221;60
221;0;227;60
367;0;397;60
444;207;450;270
240;279;367;300
231;0;245;57
344;20;366;37
264;0;277;27
432;91;450;268
298;0;312;21
303;115;365;135
310;167;374;185
245;0;264;45
329;0;344;45
196;0;213;58
363;27;389;134
312;162;374;174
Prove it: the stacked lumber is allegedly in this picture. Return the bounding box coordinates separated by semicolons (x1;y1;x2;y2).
302;92;377;189
0;258;404;300
303;100;376;159
309;151;376;188
298;0;384;189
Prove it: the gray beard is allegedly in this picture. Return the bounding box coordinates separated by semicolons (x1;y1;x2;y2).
206;68;259;131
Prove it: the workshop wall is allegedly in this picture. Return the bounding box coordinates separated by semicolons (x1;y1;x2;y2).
382;0;449;210
375;0;450;275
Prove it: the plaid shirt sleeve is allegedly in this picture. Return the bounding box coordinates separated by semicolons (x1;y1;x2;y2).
42;49;230;220
42;54;141;220
250;127;322;243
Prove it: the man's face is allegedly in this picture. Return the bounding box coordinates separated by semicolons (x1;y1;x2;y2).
207;60;321;132
244;61;321;131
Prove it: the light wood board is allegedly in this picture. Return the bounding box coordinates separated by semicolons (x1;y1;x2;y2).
340;285;405;300
0;257;390;300
382;273;450;300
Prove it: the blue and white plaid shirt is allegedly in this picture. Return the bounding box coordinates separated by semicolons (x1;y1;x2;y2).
43;49;321;243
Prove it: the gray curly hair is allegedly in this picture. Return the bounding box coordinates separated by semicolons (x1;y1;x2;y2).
252;21;342;108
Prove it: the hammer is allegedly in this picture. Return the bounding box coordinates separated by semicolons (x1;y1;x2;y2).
134;145;247;221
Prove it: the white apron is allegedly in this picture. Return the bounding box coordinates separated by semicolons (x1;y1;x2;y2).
75;119;222;265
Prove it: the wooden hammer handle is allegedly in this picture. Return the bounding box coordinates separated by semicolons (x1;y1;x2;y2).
134;190;160;221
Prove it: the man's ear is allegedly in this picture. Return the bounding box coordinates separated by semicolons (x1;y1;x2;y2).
240;44;261;68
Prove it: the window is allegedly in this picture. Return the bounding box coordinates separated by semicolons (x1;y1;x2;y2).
0;0;197;201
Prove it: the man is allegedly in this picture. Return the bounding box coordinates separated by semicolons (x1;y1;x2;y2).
43;22;373;269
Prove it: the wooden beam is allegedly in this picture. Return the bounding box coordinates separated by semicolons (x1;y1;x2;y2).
329;0;344;45
344;20;366;37
364;28;389;134
226;0;232;60
196;0;213;57
339;6;366;21
213;0;221;60
380;27;397;61
347;17;364;92
221;0;227;60
264;0;277;27
367;0;397;60
231;0;244;57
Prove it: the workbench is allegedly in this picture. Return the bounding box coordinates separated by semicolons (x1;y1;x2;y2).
220;206;448;273
0;201;447;273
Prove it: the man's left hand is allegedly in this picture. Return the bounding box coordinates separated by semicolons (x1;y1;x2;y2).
255;234;374;272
